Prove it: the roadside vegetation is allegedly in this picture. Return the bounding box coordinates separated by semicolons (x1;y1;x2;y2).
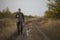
37;18;60;40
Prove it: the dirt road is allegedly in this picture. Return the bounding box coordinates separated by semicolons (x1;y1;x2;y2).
7;18;50;40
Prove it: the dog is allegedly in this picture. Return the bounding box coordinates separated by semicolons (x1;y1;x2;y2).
26;27;31;36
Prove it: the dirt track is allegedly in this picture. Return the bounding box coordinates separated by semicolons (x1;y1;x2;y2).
8;18;50;40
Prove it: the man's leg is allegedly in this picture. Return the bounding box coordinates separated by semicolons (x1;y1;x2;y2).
20;22;23;34
17;22;20;34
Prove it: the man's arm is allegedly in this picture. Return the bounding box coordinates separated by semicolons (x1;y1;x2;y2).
22;13;24;22
15;13;19;18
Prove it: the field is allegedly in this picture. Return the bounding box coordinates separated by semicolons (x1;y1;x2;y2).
0;17;60;40
38;18;60;40
0;18;17;40
0;16;36;40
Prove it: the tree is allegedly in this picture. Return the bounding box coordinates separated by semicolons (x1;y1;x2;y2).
3;7;11;17
1;7;14;18
44;0;60;18
0;11;4;18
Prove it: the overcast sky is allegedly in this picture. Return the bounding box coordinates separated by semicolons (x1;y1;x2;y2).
0;0;48;16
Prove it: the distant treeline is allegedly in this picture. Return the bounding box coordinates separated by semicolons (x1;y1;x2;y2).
1;0;60;19
0;7;15;18
0;7;34;19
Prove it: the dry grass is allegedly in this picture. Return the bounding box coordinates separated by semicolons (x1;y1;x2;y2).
0;19;17;40
0;17;35;40
0;17;60;40
38;18;60;40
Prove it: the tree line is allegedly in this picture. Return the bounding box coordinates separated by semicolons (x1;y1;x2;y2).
1;0;60;19
0;7;34;19
44;0;60;19
0;7;15;18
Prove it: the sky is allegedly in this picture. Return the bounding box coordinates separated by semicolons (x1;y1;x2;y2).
0;0;48;16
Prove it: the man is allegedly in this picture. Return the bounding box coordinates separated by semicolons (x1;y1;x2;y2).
16;8;24;35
